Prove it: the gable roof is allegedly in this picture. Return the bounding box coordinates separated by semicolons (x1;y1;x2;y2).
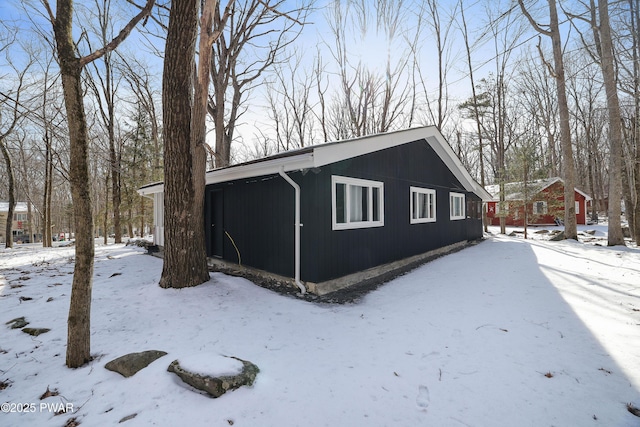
139;126;492;201
485;177;592;202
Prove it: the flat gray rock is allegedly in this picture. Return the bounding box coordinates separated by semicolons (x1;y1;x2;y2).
22;327;50;336
105;350;168;378
6;317;29;329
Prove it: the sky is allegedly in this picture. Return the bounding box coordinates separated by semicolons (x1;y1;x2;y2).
0;0;590;164
1;224;639;426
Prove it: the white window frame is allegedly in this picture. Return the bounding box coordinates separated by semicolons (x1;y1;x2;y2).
332;175;384;230
449;192;466;220
410;187;436;224
533;200;548;215
575;200;580;214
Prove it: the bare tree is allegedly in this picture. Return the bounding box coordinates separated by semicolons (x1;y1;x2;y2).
420;0;457;129
517;51;561;178
0;35;32;248
39;56;62;247
564;0;628;244
84;0;126;243
518;0;578;240
566;56;607;223
480;4;526;235
41;0;155;368
208;0;311;168
595;0;625;245
119;55;162;181
458;1;486;189
324;0;413;139
624;0;640;243
266;51;317;152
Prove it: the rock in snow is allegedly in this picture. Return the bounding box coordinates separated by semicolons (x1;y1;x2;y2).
105;350;168;378
167;355;259;398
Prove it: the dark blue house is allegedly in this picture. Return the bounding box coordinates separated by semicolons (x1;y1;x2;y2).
140;126;491;295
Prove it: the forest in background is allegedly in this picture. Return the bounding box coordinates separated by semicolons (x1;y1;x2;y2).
1;0;639;244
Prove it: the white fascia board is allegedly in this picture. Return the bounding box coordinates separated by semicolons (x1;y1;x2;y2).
312;126;438;167
138;126;491;201
424;134;493;201
205;153;315;185
138;183;164;195
575;188;592;201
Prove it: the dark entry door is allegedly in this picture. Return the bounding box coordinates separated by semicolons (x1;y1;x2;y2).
205;188;224;258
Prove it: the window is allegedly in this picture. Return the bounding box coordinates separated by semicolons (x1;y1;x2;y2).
449;192;465;220
410;187;436;224
533;201;547;215
332;176;384;230
13;213;27;221
575;201;580;214
467;199;483;220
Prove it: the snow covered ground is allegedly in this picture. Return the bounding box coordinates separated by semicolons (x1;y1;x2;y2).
1;225;639;427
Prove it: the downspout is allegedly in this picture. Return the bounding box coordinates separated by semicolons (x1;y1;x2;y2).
279;167;306;295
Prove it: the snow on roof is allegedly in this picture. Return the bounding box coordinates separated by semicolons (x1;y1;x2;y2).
0;202;34;213
485;177;592;201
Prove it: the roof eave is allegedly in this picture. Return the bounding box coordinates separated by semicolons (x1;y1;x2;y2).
138;182;164;195
205;153;316;185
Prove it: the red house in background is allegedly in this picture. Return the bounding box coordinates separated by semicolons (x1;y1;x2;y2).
485;178;592;226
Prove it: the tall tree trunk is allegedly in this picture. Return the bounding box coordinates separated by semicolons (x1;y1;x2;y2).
622;161;634;237
160;0;210;288
0;140;15;248
109;102;122;243
518;0;577;240
631;0;640;243
103;172;109;244
47;0;155;368
598;0;625;245
43;115;53;247
548;0;577;240
43;139;50;245
460;2;487;231
53;0;95;368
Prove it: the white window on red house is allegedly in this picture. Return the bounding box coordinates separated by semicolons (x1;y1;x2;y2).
533;201;547;215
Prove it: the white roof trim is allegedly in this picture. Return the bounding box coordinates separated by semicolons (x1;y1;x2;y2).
0;202;36;213
139;126;492;200
138;182;164;195
205;153;315;185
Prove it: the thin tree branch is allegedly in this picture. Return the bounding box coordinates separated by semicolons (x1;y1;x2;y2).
79;0;156;66
517;0;552;36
